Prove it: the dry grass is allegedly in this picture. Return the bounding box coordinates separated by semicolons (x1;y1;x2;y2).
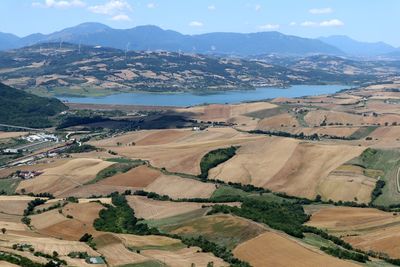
30;202;103;240
17;158;114;196
318;165;376;203
210;138;363;199
126;196;205;220
142;247;228;267
145;174;216;199
91;128;262;175
208;137;299;187
306;206;400;232
98;165;160;188
307;206;400;258
95;233;148;267
233;231;361;267
0;132;27;139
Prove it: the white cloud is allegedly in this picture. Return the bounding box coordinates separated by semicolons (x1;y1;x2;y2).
301;21;318;27
255;4;261;11
301;19;344;27
208;5;216;11
259;24;280;30
111;14;131;21
320;19;344;27
147;3;156;9
189;21;204;27
289;21;297;26
88;0;132;15
32;0;85;8
309;7;333;14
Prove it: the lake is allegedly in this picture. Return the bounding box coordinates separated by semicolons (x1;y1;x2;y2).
58;85;349;107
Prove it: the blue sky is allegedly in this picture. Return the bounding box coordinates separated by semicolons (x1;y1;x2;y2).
1;0;399;47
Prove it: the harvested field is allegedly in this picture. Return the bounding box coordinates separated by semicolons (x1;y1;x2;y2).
0;261;19;267
91;128;263;175
17;158;114;196
208;137;299;187
126;196;206;220
95;233;148;266
233;232;361;267
257;113;299;130
98;165;160;188
59;183;138;198
305;110;364;126
0;132;27;139
117;234;182;249
367;126;400;148
142;247;228;267
306;206;400;233
266;143;364;199
307;206;400;258
344;224;400;258
318;164;376;203
210;138;363;199
30;202;103;240
180;102;276;122
0;196;40;215
163;214;266;249
1;234;99;256
134;129;192;146
145;174;216;199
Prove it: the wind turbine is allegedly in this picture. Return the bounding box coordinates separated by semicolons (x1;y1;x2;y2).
125;42;130;59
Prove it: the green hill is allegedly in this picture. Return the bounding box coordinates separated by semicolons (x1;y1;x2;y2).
0;82;67;128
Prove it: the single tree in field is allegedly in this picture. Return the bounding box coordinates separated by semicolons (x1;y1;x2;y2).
1;228;6;234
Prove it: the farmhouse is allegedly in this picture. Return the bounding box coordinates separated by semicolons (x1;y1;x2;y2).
86;256;106;264
2;148;19;154
17;171;43;179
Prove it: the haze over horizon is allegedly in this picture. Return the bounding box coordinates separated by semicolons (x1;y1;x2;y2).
1;0;400;47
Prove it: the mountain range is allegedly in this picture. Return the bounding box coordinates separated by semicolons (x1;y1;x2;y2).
318;35;398;57
2;22;398;57
1;42;395;96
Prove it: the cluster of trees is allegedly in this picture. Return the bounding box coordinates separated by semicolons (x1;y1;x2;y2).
371;180;386;201
320;247;369;263
23;198;46;216
93;193;159;235
208;198;309;238
0;83;67;128
26;192;55;199
249;130;319;141
199;146;238;179
68;251;89;259
63;144;97;154
57;115;106;129
0;252;43;267
33;251;66;266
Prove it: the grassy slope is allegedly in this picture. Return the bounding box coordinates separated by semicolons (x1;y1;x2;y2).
0;178;21;194
348;149;400;206
349;126;378;140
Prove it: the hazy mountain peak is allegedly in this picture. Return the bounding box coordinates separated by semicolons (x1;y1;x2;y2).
319;35;396;56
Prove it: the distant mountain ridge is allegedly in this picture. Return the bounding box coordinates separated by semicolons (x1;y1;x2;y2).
318;35;397;57
0;42;392;96
0;22;342;56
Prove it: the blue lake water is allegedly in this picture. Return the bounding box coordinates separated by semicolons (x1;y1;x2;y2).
58;85;349;107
